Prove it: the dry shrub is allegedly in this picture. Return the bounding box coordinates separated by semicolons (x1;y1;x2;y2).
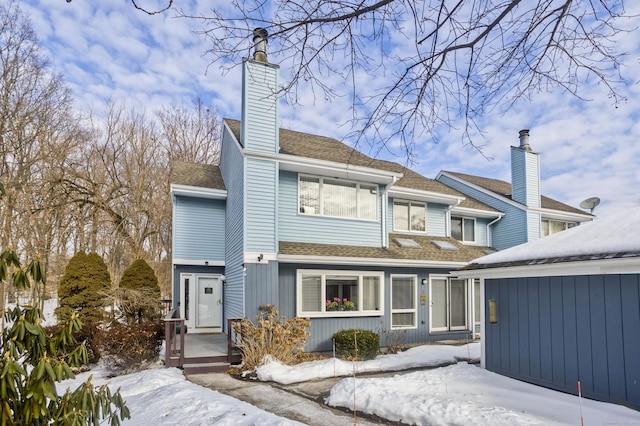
233;304;310;372
378;324;408;354
99;322;164;376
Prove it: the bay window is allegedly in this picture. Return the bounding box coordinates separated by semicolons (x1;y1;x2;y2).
297;270;384;317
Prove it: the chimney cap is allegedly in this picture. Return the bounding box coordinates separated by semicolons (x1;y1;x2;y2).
252;28;269;63
518;129;532;151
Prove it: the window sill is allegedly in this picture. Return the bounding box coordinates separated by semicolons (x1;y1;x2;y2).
299;310;384;318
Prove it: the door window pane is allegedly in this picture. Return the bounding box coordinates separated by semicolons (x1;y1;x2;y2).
450;279;467;328
431;279;448;329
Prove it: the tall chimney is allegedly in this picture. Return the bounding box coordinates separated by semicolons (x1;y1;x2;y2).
252;28;268;63
511;128;540;209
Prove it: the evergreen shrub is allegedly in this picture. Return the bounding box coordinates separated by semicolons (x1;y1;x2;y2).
332;329;380;360
117;258;161;323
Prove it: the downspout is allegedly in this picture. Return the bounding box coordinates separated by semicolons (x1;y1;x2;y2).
446;199;462;237
382;176;397;248
486;215;503;247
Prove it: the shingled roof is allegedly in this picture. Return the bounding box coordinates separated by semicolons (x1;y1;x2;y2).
442;171;589;215
170;161;225;190
224;119;499;213
280;233;494;264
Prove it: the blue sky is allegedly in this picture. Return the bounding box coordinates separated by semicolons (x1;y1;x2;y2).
21;0;640;218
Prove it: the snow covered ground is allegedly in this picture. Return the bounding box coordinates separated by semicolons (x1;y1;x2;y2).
12;298;640;425
54;343;639;426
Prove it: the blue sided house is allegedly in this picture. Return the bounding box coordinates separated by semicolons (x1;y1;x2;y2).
169;30;594;352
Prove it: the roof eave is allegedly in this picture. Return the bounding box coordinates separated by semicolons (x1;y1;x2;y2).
170;184;227;200
278;253;468;268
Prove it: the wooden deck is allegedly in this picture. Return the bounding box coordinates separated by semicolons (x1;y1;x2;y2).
164;314;243;374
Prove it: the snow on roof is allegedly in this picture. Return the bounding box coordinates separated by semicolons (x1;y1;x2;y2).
472;206;640;265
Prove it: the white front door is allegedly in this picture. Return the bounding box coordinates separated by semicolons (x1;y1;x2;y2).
180;273;222;331
196;276;221;328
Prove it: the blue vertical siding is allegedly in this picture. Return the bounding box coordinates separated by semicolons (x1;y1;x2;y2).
220;128;246;321
278;263;472;352
485;273;640;411
278;171;383;246
172;196;225;261
244;261;280;318
246;158;277;252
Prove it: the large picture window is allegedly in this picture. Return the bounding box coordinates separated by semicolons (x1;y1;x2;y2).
393;200;426;232
451;216;475;242
297;270;384;317
298;175;378;221
430;277;469;332
391;275;417;329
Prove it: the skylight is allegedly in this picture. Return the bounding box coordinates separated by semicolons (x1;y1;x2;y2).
394;238;421;249
432;241;459;251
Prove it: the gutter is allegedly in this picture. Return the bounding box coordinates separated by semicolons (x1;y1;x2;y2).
486;214;504;247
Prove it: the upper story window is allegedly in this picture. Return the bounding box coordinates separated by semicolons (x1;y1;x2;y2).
451;216;475;242
299;175;378;221
393;200;426;232
541;219;576;237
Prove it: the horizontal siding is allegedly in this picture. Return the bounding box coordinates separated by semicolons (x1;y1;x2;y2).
278;263;472;352
386;198;448;237
485;273;640;411
173;196;225;261
220;129;245;322
278;171;382;247
246;158;277;252
242;61;279;153
437;174;527;250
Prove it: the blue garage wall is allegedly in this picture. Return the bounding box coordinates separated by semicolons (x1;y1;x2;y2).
485;274;640;411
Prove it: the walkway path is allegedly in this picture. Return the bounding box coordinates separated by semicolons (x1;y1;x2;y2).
187;371;395;425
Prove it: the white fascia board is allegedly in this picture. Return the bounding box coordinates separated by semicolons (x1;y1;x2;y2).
173;259;225;267
170;184;227;200
243;148;403;185
530;207;594;222
451;206;503;219
278;254;468;269
454;257;640;279
387;186;463;205
244;252;278;264
437;171;526;210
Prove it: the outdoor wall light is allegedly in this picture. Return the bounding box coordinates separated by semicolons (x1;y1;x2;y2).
421;278;428;285
257;253;264;262
489;299;497;323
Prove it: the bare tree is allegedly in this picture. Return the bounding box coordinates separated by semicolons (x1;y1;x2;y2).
172;0;632;158
0;1;83;308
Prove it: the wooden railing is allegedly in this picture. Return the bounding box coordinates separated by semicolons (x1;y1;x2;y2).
227;318;244;365
164;309;185;368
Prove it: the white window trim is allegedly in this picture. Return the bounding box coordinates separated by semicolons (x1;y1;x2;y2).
390;274;418;330
392;199;427;233
429;275;471;333
541;218;577;237
451;216;477;243
296;269;385;318
298;174;379;221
